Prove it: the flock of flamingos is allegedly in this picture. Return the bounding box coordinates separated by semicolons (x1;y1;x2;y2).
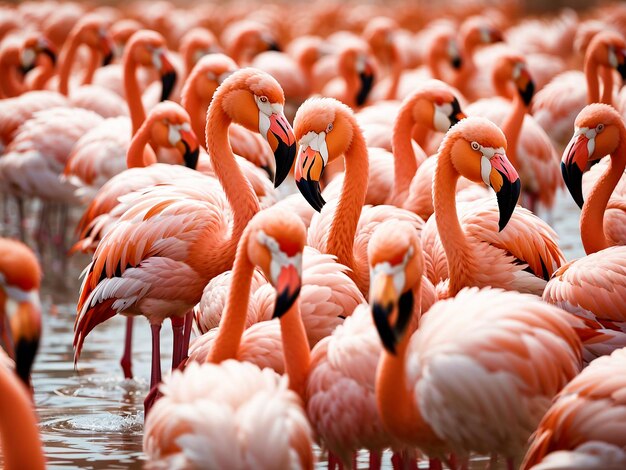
1;0;626;468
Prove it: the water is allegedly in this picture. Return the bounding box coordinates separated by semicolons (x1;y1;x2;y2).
16;190;585;469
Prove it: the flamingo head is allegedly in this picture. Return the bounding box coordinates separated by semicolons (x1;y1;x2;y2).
445;117;520;231
146;102;200;169
589;31;626;80
493;55;535;106
20;34;56;75
187;54;237;105
247;209;306;319
0;240;41;390
293;97;355;212
404;81;466;133
461;17;504;49
562;103;622;208
431;31;462;70
77;17;115;66
215;68;296;187
338;47;376;106
181;28;220;69
110;19;143;58
363;17;398;63
369;221;423;354
126;30;177;102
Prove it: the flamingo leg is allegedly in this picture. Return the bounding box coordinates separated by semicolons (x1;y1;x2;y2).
16;197;26;242
506;458;515;470
428;459;442;470
368;451;381;470
181;310;193;363
171;316;185;370
120;317;134;379
144;323;162;416
328;451;343;470
487;453;498;470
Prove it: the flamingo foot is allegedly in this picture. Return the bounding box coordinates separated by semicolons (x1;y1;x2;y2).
120;317;134;379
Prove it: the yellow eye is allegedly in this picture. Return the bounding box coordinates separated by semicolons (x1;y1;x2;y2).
259;96;268;103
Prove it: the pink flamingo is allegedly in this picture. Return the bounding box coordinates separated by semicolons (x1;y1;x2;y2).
73;69;296;413
143;207;314;469
420;116;564;294
544;104;626;362
373;284;583;469
0;238;42;390
322;44;376;109
522;348;626;469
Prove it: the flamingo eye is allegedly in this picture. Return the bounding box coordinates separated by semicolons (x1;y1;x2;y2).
326;123;333;133
596;124;604;133
471;141;480;151
259;96;268;103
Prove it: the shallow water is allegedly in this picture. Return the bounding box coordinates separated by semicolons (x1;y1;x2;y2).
13;190;585;469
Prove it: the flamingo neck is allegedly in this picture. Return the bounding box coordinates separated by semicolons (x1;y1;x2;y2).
58;32;81;96
280;302;311;399
500;92;525;170
327;121;369;290
206;98;260;247
385;46;402;100
391;105;418;203
427;49;443;81
82;50;99;86
580;137;626;254
208;231;255;363
181;82;210;148
123;54;146;134
0;366;45;470
342;68;360;108
585;57;600;104
600;66;614;105
433;150;475;296
0;65;23;97
29;58;55;91
126;122;157;168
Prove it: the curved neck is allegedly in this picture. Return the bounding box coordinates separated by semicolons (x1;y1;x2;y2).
585;57;600;104
58;31;81;96
391;106;418;203
427;49;443;81
500;93;525;169
327;123;369;288
123;52;146;134
181;83;210;148
600;66;614;105
28;58;56;90
280;302;311;399
206;98;260;244
433;150;476;296
82;50;99;86
0;65;24;97
0;367;45;470
580;138;626;254
385;46;402;100
126;122;157;168
208;230;255;363
341;68;360;108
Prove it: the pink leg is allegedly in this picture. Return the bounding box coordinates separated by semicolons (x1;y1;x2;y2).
328;452;343;470
352;452;357;469
171;316;185;369
368;451;382;470
144;323;162;416
120;317;134;379
181;310;193;362
506;458;515;470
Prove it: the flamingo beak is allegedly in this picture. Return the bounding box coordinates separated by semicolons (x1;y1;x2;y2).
272;264;302;319
176;128;200;170
100;34;114;66
4;297;41;389
371;273;413;355
158;52;177;102
562;131;596;209
515;68;535;106
614;48;626;80
482;152;520;231
356;57;375;106
449;97;466;125
295;146;326;212
266;111;297;188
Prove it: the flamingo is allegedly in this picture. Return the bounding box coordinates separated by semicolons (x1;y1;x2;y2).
0;238;41;389
0;356;45;470
306;220;435;469
364;17;403;102
73;68;296;413
321;44;376;109
222;20;280;66
421;116;564;295
292;97;424;295
0;33;56;98
522;348;626;470
544;104;626;362
466;53;561;212
532;31;626;150
143;207;314;469
373;283;583;469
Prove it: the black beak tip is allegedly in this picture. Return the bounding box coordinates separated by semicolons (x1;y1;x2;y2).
103;51;114;67
272;287;300;319
273;140;297;188
451;56;463;69
372;303;397;355
495;176;520;232
160;71;177;102
261;164;275;182
20;64;35;76
268;41;281;52
15;337;39;388
561;161;585;209
184;145;200;170
296;179;326;212
519;80;535;107
617;62;626;81
356;71;375;106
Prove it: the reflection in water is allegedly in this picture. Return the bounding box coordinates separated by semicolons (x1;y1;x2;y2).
19;192;584;469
